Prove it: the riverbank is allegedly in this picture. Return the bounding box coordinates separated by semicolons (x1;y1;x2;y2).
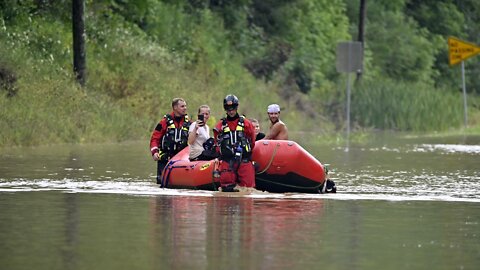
1;2;479;148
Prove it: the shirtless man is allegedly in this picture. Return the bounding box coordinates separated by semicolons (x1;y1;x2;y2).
265;104;288;140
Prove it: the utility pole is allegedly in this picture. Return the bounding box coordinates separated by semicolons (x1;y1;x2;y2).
356;0;366;82
72;0;86;86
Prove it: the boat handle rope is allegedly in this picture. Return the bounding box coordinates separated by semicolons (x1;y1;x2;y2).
256;142;280;175
161;160;175;188
255;176;322;191
161;160;188;188
164;165;191;188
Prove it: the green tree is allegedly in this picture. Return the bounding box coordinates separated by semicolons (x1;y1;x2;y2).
365;1;441;84
238;0;350;93
406;0;480;94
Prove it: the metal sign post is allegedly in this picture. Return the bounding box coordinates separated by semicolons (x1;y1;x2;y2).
336;42;363;152
461;61;468;127
448;36;480;128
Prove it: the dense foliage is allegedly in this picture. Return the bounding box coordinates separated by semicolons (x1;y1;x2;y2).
0;0;478;146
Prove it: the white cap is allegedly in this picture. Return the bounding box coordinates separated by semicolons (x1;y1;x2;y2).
267;104;280;113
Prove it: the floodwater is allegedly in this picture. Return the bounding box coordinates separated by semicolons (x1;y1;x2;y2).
0;134;479;269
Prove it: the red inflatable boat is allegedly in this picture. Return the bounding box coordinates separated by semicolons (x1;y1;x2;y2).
160;140;333;193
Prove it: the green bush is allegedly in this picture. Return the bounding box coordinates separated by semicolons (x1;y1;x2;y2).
1;0;479;148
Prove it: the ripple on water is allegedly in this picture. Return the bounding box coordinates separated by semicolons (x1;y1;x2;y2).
333;169;480;202
1;141;479;202
414;144;480;154
1;174;479;202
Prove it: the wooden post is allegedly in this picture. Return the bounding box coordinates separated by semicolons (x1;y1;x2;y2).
72;0;86;86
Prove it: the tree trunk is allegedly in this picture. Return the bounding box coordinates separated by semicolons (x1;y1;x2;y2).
72;0;86;86
356;0;366;82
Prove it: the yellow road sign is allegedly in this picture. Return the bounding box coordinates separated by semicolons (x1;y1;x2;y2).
448;36;480;66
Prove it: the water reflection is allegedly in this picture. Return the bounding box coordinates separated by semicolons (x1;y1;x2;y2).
148;196;325;269
1;135;480;269
62;193;79;270
0;192;478;269
149;196;210;268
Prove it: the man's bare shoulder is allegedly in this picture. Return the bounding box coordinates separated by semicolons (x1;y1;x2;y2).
272;120;287;129
268;120;288;140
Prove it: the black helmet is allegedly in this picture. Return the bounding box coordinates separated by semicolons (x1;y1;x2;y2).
223;94;239;111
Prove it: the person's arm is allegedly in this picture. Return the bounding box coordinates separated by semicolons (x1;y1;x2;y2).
245;120;256;150
265;122;288;140
213;121;221;143
150;118;167;160
188;121;198;145
213;121;223;154
276;122;288;140
265;123;279;140
256;133;265;141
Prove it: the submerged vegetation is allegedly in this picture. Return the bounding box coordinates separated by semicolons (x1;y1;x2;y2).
0;0;479;147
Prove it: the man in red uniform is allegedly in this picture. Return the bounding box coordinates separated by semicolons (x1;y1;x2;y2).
214;94;256;192
150;98;190;186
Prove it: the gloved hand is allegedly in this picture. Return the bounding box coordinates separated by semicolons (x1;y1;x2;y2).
152;151;166;161
202;138;215;151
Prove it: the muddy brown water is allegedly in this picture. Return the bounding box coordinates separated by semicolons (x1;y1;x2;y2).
1;134;479;269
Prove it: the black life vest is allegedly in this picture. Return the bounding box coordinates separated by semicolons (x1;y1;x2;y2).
218;116;252;160
161;114;191;156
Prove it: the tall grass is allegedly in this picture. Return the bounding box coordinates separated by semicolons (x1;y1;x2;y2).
2;3;474;148
0;9;298;147
351;79;463;131
0;48;145;146
0;15;149;146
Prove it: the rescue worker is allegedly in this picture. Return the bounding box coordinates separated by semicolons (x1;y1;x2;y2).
264;104;288;140
214;94;256;192
150;98;191;185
